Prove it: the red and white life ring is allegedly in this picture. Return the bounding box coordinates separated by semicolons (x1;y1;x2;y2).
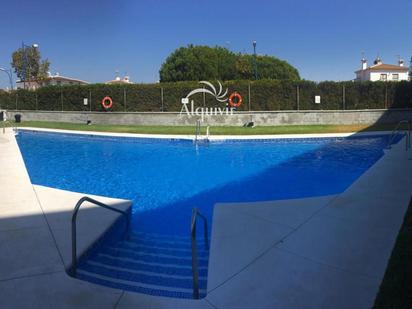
101;96;113;109
228;92;242;108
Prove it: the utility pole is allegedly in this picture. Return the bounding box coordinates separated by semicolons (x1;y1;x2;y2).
22;42;27;89
253;41;258;80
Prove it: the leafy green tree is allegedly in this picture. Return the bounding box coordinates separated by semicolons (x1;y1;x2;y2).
159;45;237;82
11;46;50;81
236;54;300;80
159;45;300;82
257;55;300;80
235;55;253;79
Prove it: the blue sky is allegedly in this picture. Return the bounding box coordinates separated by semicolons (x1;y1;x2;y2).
0;0;411;88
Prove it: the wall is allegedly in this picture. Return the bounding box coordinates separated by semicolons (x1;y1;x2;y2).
355;69;370;81
355;70;409;82
7;109;412;126
369;71;409;82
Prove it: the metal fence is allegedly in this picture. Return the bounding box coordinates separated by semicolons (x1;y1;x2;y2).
0;81;409;112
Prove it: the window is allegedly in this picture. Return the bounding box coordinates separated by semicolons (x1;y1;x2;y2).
380;74;387;81
392;74;399;81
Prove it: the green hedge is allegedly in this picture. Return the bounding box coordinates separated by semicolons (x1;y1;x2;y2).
1;80;411;112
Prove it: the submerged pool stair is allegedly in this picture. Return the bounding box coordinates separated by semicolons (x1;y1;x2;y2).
71;197;210;299
76;232;209;299
386;120;411;150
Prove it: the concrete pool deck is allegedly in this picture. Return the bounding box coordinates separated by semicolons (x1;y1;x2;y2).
1;128;411;308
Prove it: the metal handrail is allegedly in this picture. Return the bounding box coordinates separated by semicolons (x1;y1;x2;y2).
1;111;16;134
387;120;411;150
70;196;129;276
2;120;15;134
191;207;209;299
194;119;201;143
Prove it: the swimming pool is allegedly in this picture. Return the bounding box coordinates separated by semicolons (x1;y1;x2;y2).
16;130;397;298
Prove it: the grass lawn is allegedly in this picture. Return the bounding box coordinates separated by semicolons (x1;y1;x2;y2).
16;121;394;135
373;198;412;308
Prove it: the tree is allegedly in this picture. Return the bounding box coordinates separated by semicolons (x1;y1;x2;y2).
11;46;50;81
235;54;300;80
235;55;253;79
159;45;300;82
258;55;300;80
159;45;237;82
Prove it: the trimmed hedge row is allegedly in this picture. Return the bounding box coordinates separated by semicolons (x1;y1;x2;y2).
1;80;411;112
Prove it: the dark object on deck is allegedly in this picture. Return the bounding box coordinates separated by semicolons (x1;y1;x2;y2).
244;121;255;128
86;120;92;125
0;111;4;122
14;114;22;123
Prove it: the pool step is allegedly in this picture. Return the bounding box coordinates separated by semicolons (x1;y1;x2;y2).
76;232;209;299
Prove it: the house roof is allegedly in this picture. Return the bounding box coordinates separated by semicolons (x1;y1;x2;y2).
105;79;132;84
355;63;409;73
47;75;89;84
105;76;132;84
16;74;89;84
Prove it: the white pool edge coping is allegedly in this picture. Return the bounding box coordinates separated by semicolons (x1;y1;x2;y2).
17;126;392;140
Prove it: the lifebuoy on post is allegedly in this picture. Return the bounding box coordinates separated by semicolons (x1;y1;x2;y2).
228;92;242;108
101;96;113;109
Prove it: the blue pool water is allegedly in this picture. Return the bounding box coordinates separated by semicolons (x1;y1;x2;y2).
16;130;396;298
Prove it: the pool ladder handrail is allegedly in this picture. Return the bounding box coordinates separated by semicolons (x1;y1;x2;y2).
194;119;201;143
191;207;209;299
1;110;16;134
70;196;130;277
386;120;411;150
194;120;210;143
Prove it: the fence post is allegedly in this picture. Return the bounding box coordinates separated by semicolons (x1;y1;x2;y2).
89;90;92;112
296;85;300;110
161;87;164;111
60;88;63;111
342;84;346;110
248;82;251;111
385;84;388;109
124;88;127;112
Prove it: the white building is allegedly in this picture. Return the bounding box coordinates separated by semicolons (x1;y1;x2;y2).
355;57;409;82
16;72;88;90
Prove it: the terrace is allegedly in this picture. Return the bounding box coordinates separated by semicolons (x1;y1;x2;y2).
1;125;411;308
